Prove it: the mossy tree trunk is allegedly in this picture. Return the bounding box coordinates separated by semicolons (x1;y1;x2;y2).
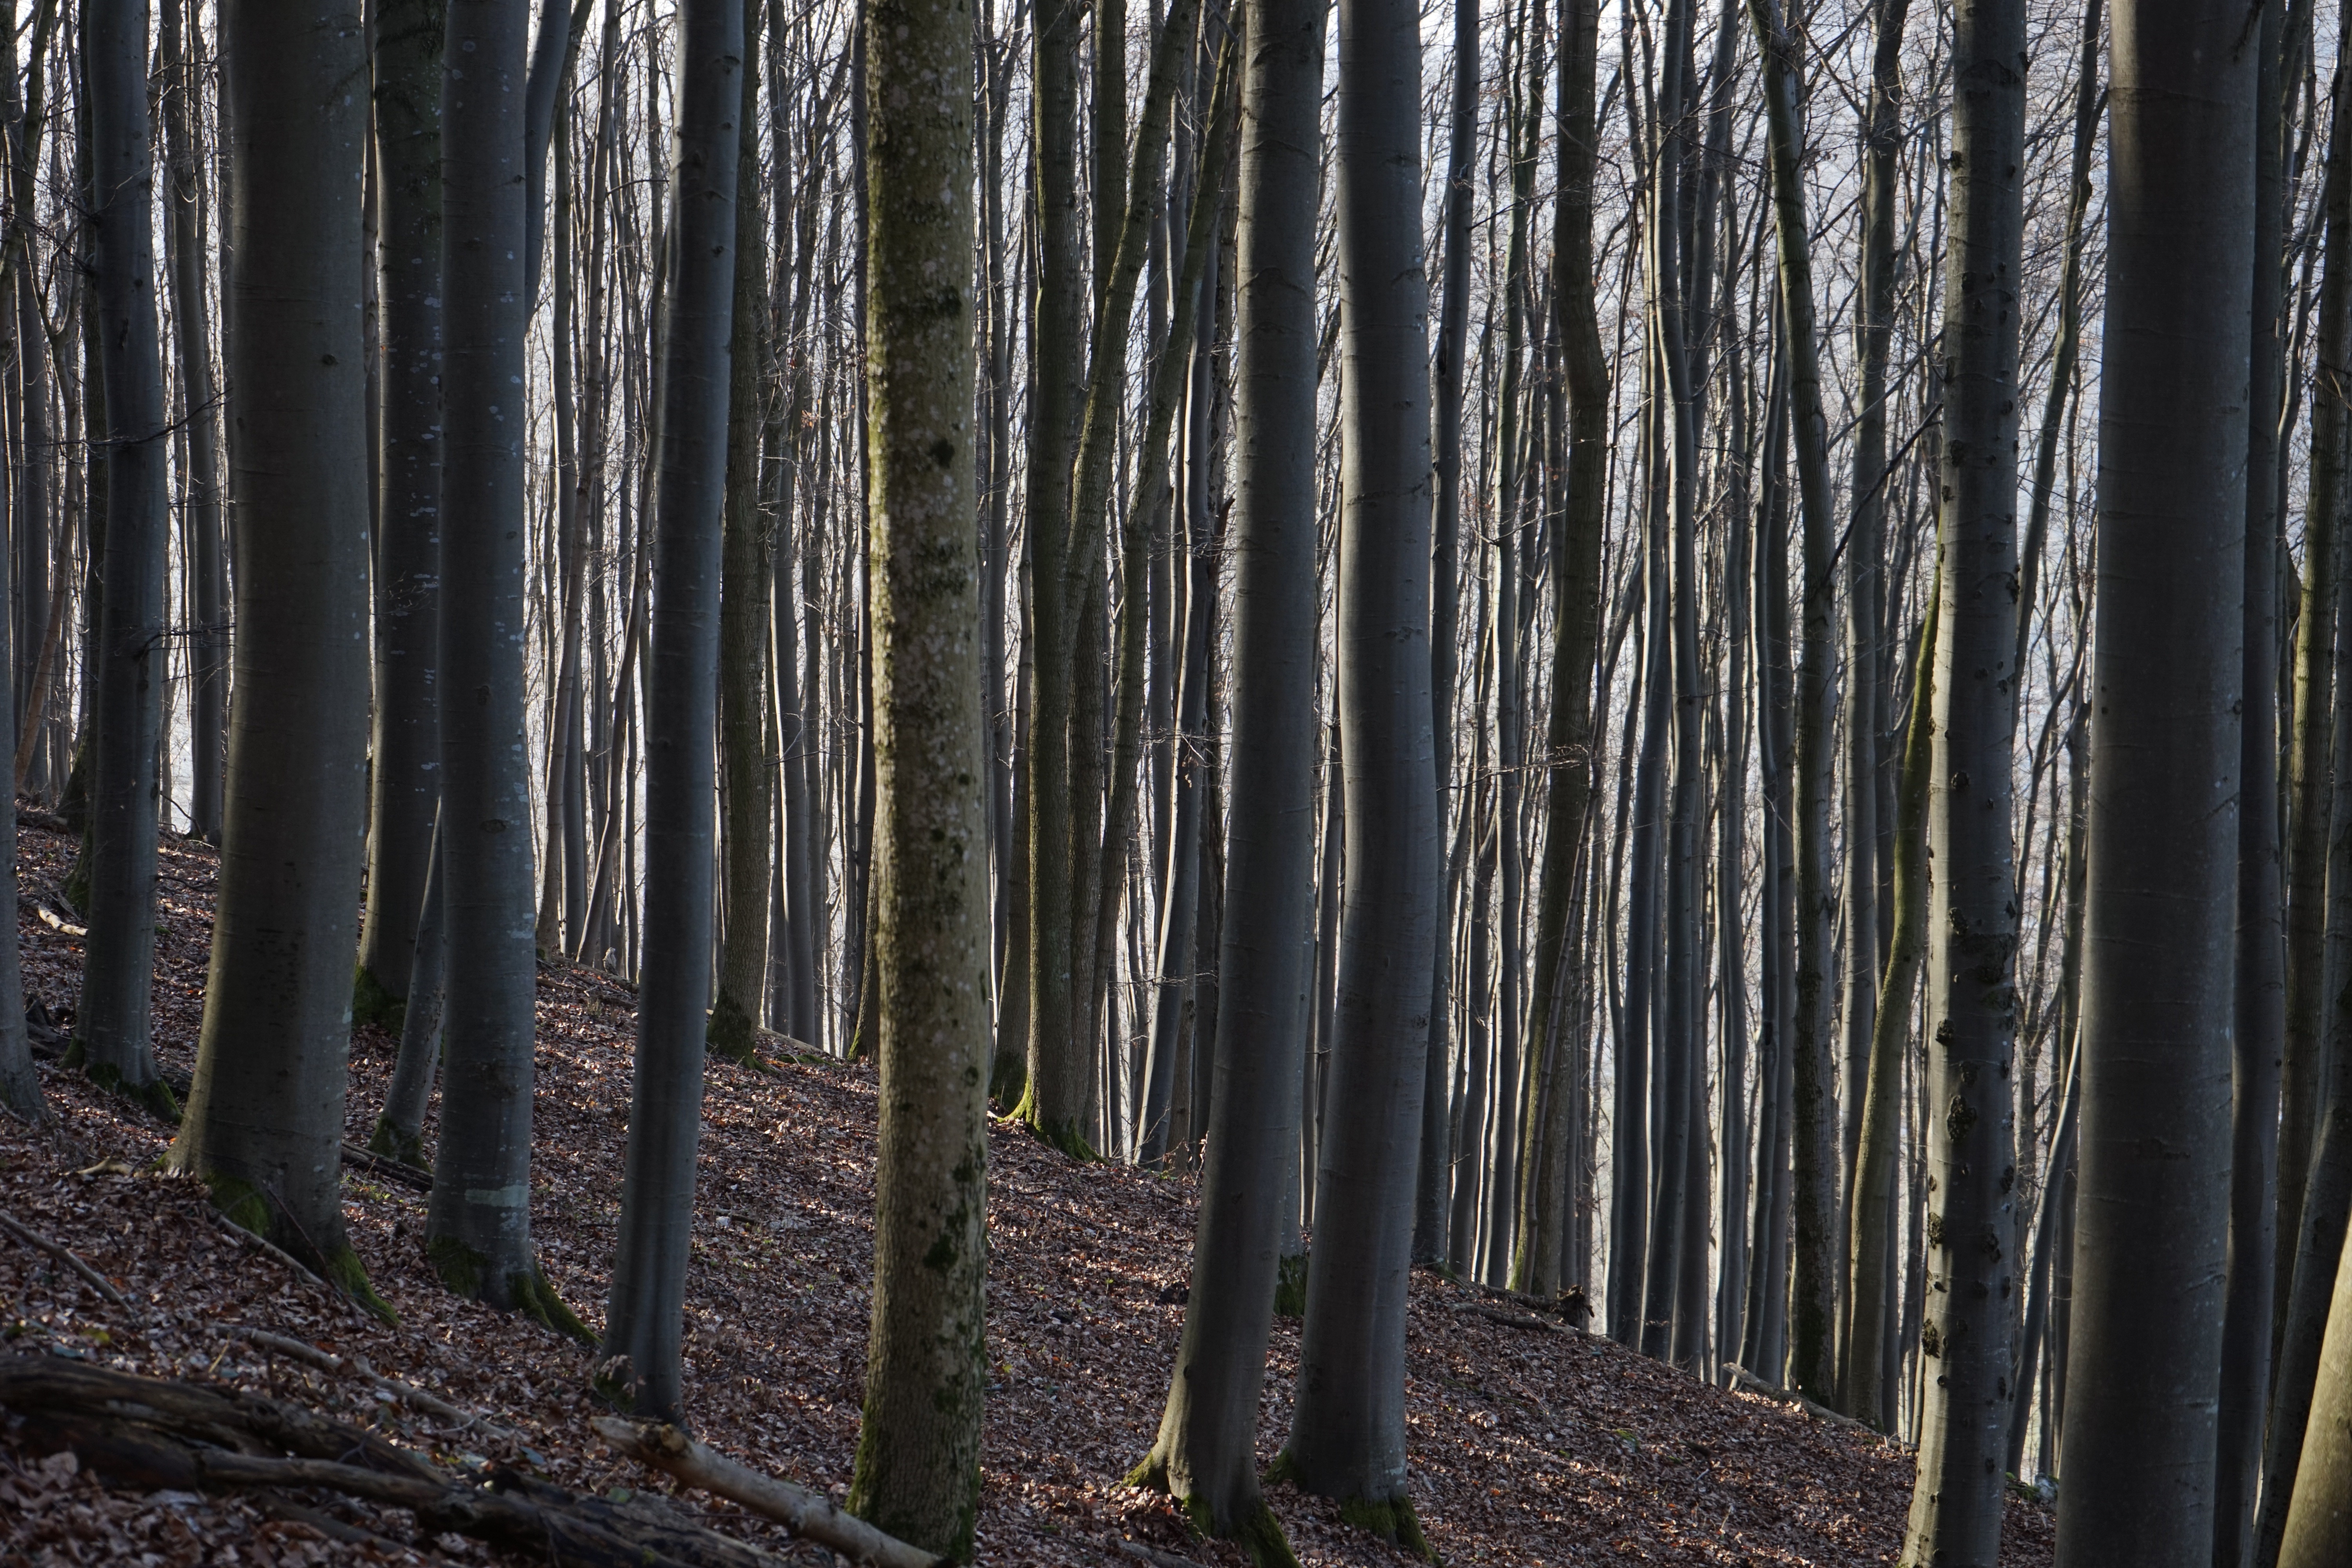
843;0;990;1545
599;0;744;1421
2054;0;2253;1557
1278;0;1439;1544
168;0;378;1308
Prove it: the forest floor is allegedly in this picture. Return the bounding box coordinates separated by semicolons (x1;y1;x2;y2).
0;815;2055;1567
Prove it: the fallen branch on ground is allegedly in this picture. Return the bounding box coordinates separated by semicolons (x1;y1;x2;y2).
0;1206;131;1308
1106;1536;1212;1568
593;1414;946;1568
1446;1299;1564;1334
230;1324;521;1444
339;1142;432;1192
1720;1362;1872;1433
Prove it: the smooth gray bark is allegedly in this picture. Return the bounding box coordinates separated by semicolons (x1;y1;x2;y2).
2053;0;2253;1557
356;0;448;1019
372;813;446;1167
1279;0;1439;1536
168;0;374;1289
600;0;742;1423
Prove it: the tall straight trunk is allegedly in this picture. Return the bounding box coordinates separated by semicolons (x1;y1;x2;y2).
159;0;223;845
2054;0;2254;1556
2218;2;2285;1561
1414;0;1477;1269
167;0;375;1298
2279;1220;2352;1563
5;1;55;786
0;0;35;1124
844;0;990;1542
356;0;448;1021
1277;0;1438;1542
1134;509;1209;1165
1746;0;1840;1404
370;813;446;1165
1848;552;1936;1431
534;92;588;962
72;0;172;1115
710;6;774;1064
1020;0;1085;1146
601;0;740;1421
1901;0;2024;1549
1131;16;1315;1545
1611;422;1666;1338
1837;0;1909;1408
427;0;580;1337
2281;11;2351;1315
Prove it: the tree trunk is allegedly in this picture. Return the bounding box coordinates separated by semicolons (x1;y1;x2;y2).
1277;0;1438;1542
844;0;991;1543
710;7;774;1065
1900;0;2024;1548
427;0;579;1338
356;0;448;1023
167;0;377;1301
1129;15;1310;1549
2277;1230;2352;1565
1746;0;1839;1404
371;812;446;1166
72;0;172;1116
2053;0;2253;1556
599;0;743;1420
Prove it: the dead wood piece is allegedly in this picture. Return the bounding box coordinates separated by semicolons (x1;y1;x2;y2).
0;1206;131;1307
1106;1538;1212;1568
1719;1362;1871;1433
593;1414;947;1568
34;906;85;938
1446;1299;1561;1334
210;1211;368;1322
494;1465;792;1568
254;1493;418;1555
231;1324;519;1442
340;1142;434;1192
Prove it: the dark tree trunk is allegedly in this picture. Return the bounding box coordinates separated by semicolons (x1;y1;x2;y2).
2054;0;2254;1556
599;0;743;1421
168;0;377;1299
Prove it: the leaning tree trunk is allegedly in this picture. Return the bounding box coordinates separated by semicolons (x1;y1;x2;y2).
1126;19;1313;1555
843;0;991;1547
72;0;172;1118
167;0;379;1307
426;0;583;1339
2053;0;2254;1559
355;0;449;1025
709;6;773;1067
1900;0;2023;1550
2278;1231;2352;1566
1747;0;1841;1405
1276;0;1439;1546
599;0;743;1422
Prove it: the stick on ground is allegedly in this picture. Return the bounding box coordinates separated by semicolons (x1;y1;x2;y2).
0;1207;130;1307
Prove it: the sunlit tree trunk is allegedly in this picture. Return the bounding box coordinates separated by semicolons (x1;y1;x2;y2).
844;0;990;1543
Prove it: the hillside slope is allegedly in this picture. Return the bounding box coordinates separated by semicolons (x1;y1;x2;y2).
0;818;2054;1566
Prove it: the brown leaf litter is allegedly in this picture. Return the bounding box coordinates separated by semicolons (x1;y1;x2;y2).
0;816;2055;1565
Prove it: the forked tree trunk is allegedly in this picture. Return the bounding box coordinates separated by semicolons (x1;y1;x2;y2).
1278;0;1439;1543
844;0;991;1546
168;0;376;1300
72;0;172;1116
599;0;742;1421
2054;0;2253;1558
427;0;581;1338
1901;0;2023;1548
355;0;448;1022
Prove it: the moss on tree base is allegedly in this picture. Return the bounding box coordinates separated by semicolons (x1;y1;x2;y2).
1274;1251;1309;1318
1338;1495;1433;1562
428;1234;595;1347
350;963;407;1034
205;1171;396;1323
68;1048;181;1122
365;1114;427;1170
705;993;762;1067
1129;1449;1301;1568
1008;1084;1096;1162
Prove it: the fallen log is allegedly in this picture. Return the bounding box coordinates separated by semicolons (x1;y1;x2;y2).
230;1324;520;1444
0;1354;789;1568
1445;1299;1564;1335
593;1414;946;1568
1719;1362;1873;1434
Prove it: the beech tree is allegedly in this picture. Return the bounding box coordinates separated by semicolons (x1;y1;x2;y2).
2053;0;2254;1558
